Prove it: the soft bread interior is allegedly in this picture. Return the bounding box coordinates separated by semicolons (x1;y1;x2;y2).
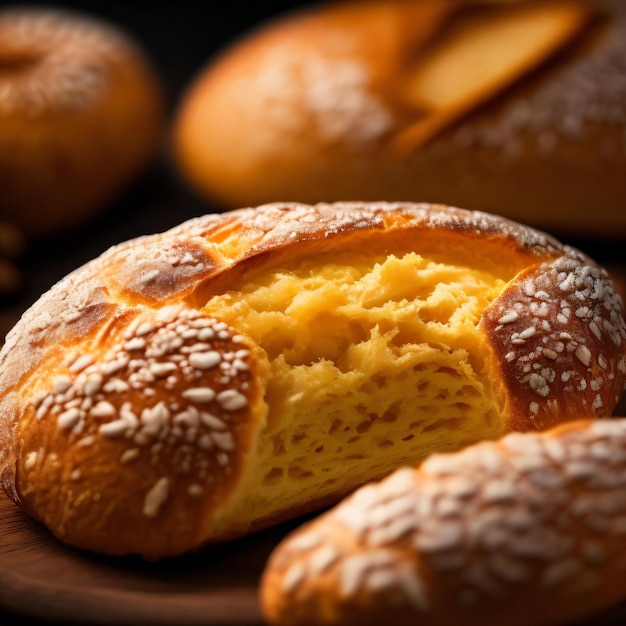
198;232;533;538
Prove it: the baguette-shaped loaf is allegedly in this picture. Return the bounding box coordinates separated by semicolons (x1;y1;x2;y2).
260;417;626;626
173;0;626;238
0;202;624;559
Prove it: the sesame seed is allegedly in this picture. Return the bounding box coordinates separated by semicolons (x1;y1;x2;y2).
182;387;217;403
282;562;307;593
529;373;550;397
53;376;72;394
498;310;519;324
90;401;116;417
83;374;103;396
216;389;248;411
135;322;155;336
124;337;146;351
482;480;517;503
98;419;128;438
143;477;169;518
24;451;37;470
414;521;463;552
309;545;340;574
199;412;227;430
340;552;395;596
120;448;140;463
211;431;235;451
149;362;178;377
575;345;592;367
187;484;203;496
68;354;94;373
189;351;222;369
369;514;417;546
542;348;558;360
57;407;81;429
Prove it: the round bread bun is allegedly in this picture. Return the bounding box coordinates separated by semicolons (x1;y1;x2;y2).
172;0;626;239
0;6;165;238
261;416;626;626
0;202;624;559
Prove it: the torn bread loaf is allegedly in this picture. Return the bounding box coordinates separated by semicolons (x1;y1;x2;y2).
0;202;624;559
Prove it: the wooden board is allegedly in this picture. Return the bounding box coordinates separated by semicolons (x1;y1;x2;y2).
3;489;626;626
0;490;306;625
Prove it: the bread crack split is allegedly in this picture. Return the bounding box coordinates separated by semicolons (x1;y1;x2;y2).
0;202;623;559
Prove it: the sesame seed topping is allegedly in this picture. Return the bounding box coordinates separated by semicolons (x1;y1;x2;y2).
98;419;128;438
529;373;549;397
53;376;72;394
188;351;222;369
28;307;254;511
182;387;217;403
68;354;94;373
57;407;81;430
143;477;169;518
575;345;592;367
282;562;307;593
120;448;140;464
498;310;519;324
90;401;116;417
274;414;626;617
216;389;248;411
24;451;37;470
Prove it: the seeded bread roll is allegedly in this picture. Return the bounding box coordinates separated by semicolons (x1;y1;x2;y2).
260;417;626;626
0;6;164;237
0;202;624;559
173;0;626;238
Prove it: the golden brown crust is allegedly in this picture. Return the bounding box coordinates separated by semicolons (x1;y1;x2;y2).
0;6;165;236
0;202;624;558
173;0;626;238
260;417;626;626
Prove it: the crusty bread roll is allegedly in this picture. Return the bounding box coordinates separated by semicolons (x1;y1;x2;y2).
173;0;626;238
260;416;626;626
0;6;164;237
0;202;624;559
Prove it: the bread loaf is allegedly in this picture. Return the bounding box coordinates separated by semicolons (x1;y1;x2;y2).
0;6;165;237
260;416;626;626
173;0;626;238
0;202;624;559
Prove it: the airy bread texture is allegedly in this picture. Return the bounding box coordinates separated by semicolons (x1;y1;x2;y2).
0;202;624;559
0;6;164;237
261;417;626;626
173;0;626;238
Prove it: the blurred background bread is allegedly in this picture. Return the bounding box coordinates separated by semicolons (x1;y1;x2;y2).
0;5;165;240
172;0;626;240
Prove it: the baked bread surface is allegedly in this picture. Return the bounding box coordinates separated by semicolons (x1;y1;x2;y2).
173;0;626;238
0;6;164;236
0;202;623;558
260;417;626;626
